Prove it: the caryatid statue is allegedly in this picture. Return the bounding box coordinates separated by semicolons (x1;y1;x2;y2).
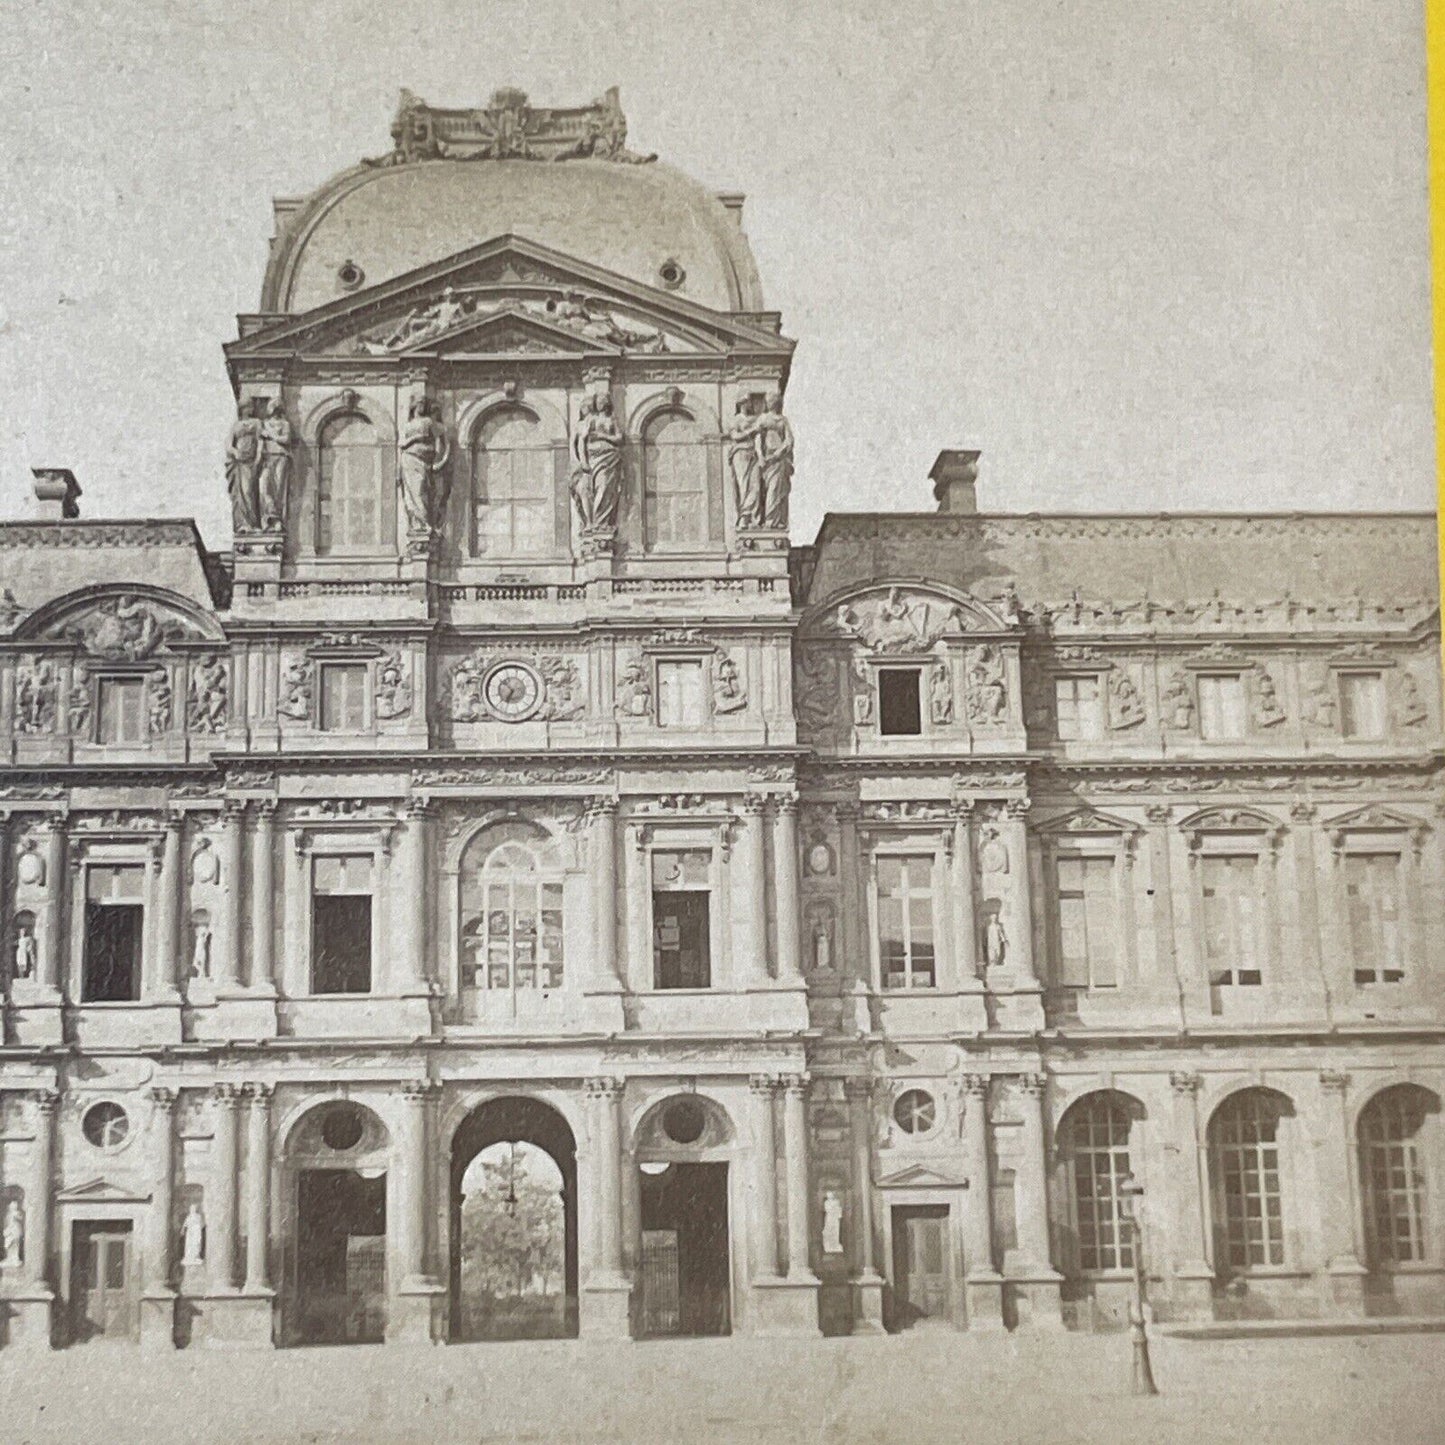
225;400;264;532
569;391;623;533
726;398;763;529
397;395;452;534
257;400;296;531
754;390;794;529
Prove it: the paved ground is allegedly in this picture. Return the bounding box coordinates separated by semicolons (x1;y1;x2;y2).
3;1329;1441;1444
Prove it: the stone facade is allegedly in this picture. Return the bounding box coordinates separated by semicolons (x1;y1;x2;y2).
1;89;1441;1351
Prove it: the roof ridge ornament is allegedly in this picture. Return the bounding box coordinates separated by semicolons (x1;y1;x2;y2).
370;86;657;167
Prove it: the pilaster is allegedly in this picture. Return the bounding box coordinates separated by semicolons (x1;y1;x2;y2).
580;1076;631;1338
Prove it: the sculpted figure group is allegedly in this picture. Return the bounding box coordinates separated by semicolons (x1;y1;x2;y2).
227;399;295;534
727;391;794;531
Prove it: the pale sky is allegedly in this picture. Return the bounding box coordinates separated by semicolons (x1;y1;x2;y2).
0;0;1434;549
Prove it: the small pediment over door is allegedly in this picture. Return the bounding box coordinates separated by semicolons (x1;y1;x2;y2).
875;1163;966;1190
56;1178;153;1206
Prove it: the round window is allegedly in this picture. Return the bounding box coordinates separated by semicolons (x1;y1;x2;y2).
320;1103;366;1152
893;1089;936;1136
82;1101;130;1151
336;259;365;291
662;1098;706;1145
657;257;686;290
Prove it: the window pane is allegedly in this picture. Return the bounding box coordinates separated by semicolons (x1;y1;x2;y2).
1055;676;1102;741
319;415;391;553
1340;674;1385;739
474;409;554;555
656;661;704;728
320;664;367;732
98;679;145;744
879;670;922;736
644;412;708;550
1210;1092;1286;1270
1068;1098;1134;1272
1202;854;1261;986
1199;675;1245;740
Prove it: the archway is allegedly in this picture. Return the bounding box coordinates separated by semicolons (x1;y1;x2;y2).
449;1097;577;1341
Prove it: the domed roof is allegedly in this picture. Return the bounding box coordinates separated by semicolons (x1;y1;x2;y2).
261;90;766;316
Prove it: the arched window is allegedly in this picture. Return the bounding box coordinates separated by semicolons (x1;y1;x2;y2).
1360;1086;1438;1267
473;407;555;556
1208;1089;1290;1271
1061;1095;1137;1272
460;822;564;994
643;410;709;551
318;412;394;553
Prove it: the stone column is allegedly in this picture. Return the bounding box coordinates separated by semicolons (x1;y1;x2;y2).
781;1075;816;1281
580;1076;630;1338
208;1084;243;1292
1001;803;1038;985
1144;806;1186;1023
39;817;66;992
23;1088;58;1292
1010;1073;1062;1325
243;1085;272;1292
960;1073;1003;1328
1166;1070;1214;1314
773;798;803;985
952;804;978;981
589;800;621;989
249;803;276;991
140;1086;178;1350
399;802;430;993
739;796;771;987
151;816;182;998
749;1075;781;1279
1317;1070;1367;1314
394;1081;434;1285
843;1077;884;1332
215;804;245;990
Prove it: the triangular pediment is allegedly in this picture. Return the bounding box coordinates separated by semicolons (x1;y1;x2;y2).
57;1177;152;1205
877;1163;965;1189
228;234;792;363
1326;804;1427;835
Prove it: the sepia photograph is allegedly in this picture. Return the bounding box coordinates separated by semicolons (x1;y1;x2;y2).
0;2;1440;1441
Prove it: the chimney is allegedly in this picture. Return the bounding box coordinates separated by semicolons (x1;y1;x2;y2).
30;468;81;521
929;449;980;515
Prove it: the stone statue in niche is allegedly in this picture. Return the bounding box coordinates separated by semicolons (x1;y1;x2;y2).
278;657;313;721
2;1199;22;1266
977;825;1009;876
726;398;764;529
712;653;747;714
1396;671;1427;728
983;912;1008;969
754;391;794;529
1161;670;1195;730
256;400;295;531
374;651;413;720
181;1203;205;1264
225;399;264;532
13;923;36;981
616;658;653;719
929;662;954;725
1252;666;1286;728
187;654;229;733
397;396;452;534
569;392;623;534
850;657;874;725
1108;669;1146;729
16;659;56;734
66;681;92;736
147;668;173;736
190;921;212;981
821;1189;844;1255
966;647;1008;723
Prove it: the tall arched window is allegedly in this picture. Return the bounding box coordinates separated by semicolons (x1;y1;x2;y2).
643;410;709;551
1061;1094;1137;1272
1360;1086;1438;1267
318;412;394;554
1208;1089;1290;1271
473;407;555;556
459;822;564;995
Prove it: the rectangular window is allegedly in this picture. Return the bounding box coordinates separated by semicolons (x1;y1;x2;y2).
652;849;711;988
1201;854;1262;986
876;855;936;989
312;855;373;994
97;678;145;745
1054;676;1103;741
878;669;922;736
474;444;554;555
1345;853;1404;985
82;864;145;1002
319;664;368;733
1198;675;1247;740
1339;673;1386;740
1055;855;1119;990
656;661;704;728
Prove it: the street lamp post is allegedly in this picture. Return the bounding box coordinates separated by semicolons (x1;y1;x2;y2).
1119;1173;1159;1397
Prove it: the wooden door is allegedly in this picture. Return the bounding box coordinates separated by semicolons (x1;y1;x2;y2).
71;1222;138;1341
892;1206;950;1328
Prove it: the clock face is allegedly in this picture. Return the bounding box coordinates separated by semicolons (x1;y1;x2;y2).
483;662;543;722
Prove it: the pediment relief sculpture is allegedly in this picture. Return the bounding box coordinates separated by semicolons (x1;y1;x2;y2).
833;587;972;653
43;595;199;661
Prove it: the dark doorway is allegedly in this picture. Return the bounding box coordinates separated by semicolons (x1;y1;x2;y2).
639;1162;730;1337
295;1168;387;1343
69;1220;138;1341
450;1097;578;1342
890;1204;951;1329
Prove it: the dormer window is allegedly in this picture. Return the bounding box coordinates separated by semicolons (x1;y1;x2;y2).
97;678;144;745
878;668;922;736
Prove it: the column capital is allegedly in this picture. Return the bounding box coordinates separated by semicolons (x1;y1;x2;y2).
404;796;434;822
949;799;975;822
584;1076;625;1101
1289;801;1317;824
162;808;187;834
1003;798;1032;821
961;1072;991;1099
833;799;861;822
1319;1069;1351;1095
30;1087;60;1116
586;795;619;820
740;792;770;818
221;798;248;824
1016;1072;1047;1098
779;1072;811;1097
748;1073;780;1098
1169;1070;1202;1096
398;1079;442;1103
773;793;799;818
245;1082;275;1104
41;813;68;837
251;797;279;823
148;1086;179;1112
212;1082;247;1108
